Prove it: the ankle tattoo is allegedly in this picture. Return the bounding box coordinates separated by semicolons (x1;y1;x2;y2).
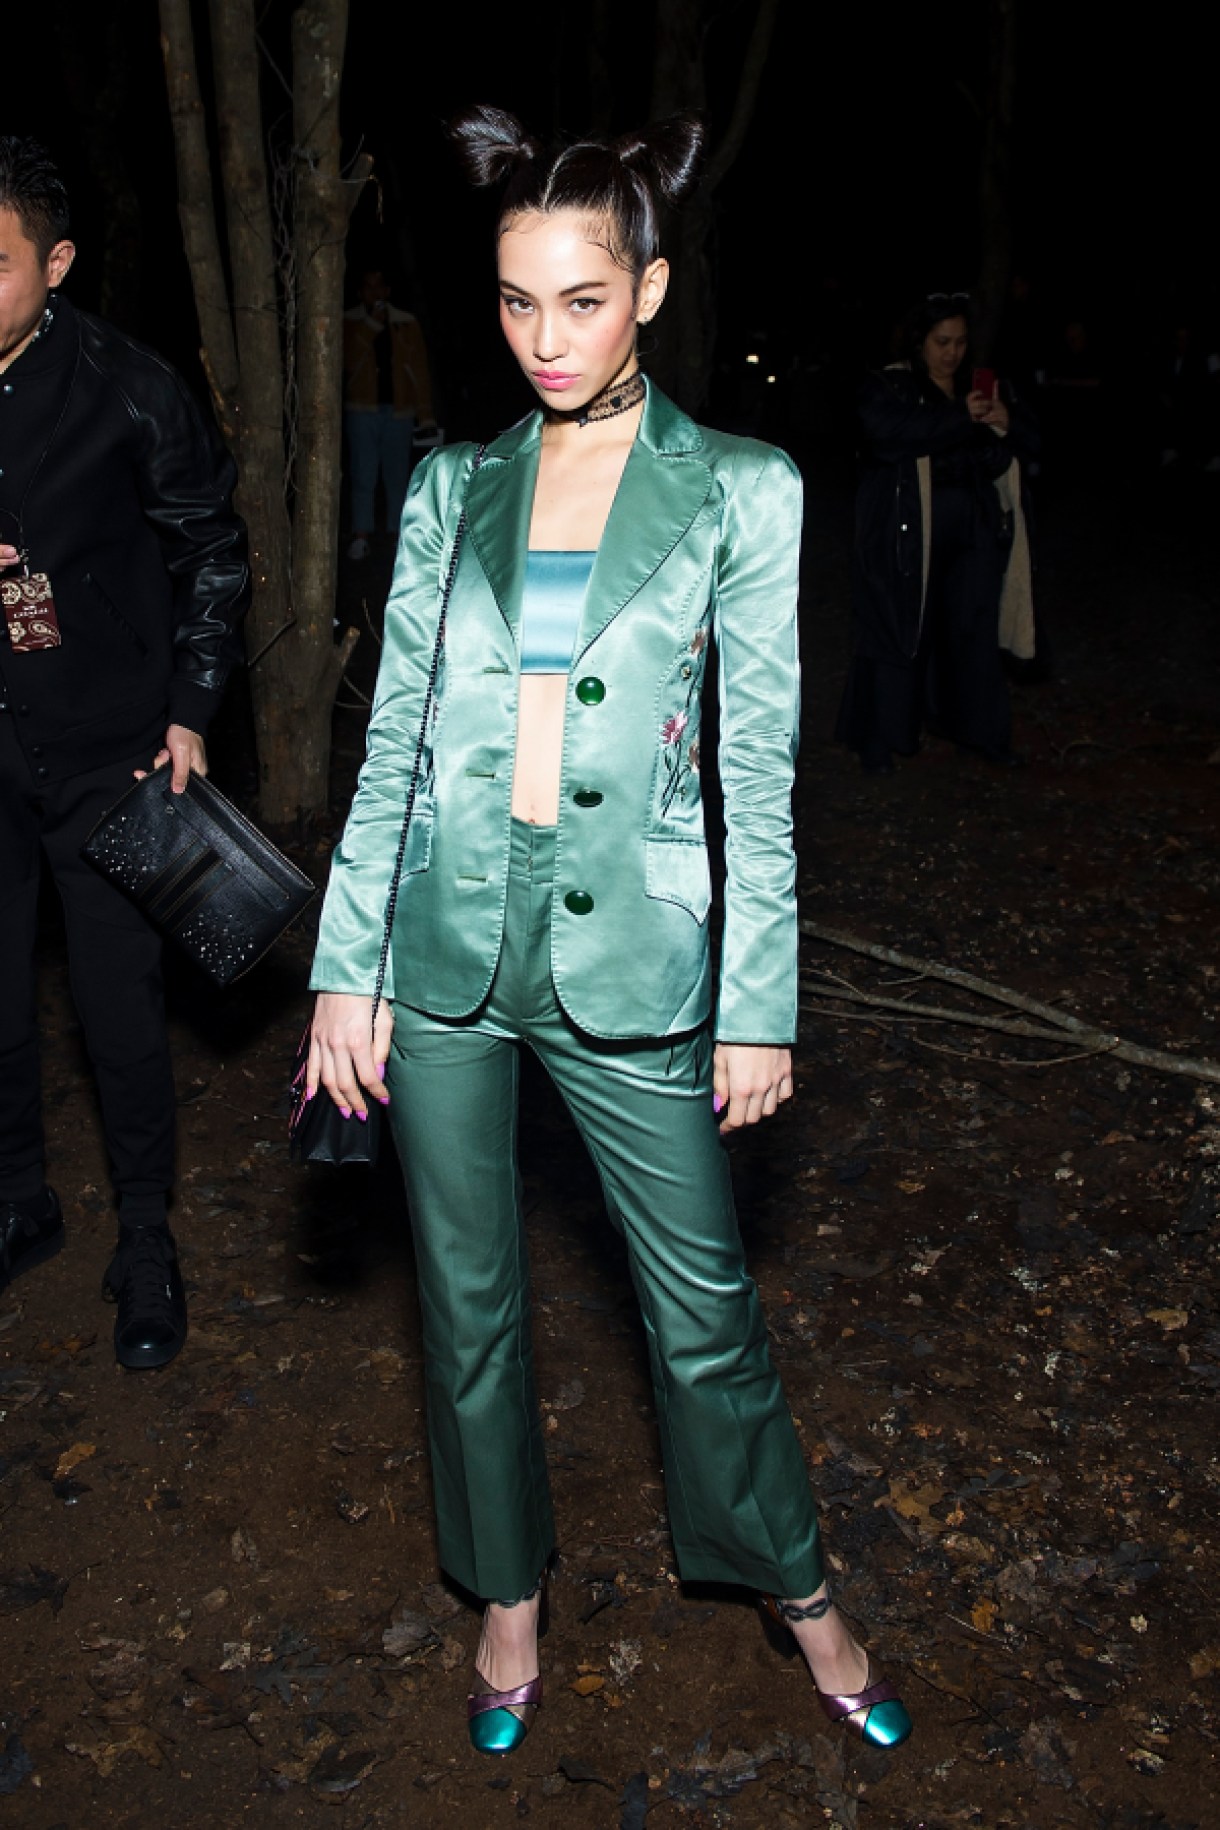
775;1592;833;1624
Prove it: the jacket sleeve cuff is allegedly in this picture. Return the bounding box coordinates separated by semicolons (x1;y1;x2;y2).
166;678;224;735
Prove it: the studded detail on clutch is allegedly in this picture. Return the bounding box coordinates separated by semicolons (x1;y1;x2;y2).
82;771;314;986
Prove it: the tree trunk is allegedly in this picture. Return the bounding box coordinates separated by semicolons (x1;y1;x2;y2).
649;0;781;414
976;0;1019;362
284;0;364;819
158;0;369;825
206;0;296;818
157;0;239;427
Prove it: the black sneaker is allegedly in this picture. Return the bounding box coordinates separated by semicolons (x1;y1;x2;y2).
0;1188;65;1292
103;1226;187;1370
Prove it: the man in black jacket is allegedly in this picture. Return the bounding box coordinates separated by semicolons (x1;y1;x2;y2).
0;139;249;1368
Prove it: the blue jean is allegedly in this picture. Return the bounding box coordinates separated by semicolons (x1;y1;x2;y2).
346;407;416;534
385;817;824;1603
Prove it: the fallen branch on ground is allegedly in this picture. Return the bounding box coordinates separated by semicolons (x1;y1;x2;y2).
798;920;1220;1084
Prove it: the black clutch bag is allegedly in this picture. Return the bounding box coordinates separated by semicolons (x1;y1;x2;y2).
82;769;315;986
288;1025;381;1166
288;441;485;1169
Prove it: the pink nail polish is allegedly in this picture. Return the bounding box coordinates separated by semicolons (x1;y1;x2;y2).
377;1063;386;1081
339;1106;352;1120
713;1094;725;1114
357;1111;368;1124
305;1086;316;1102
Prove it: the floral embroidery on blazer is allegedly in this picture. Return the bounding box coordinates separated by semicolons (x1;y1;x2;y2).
659;622;709;816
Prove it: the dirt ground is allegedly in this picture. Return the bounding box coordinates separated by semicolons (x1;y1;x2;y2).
2;457;1218;1830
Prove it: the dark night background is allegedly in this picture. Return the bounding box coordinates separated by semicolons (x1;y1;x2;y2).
5;0;1216;446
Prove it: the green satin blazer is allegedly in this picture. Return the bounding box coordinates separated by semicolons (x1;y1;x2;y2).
310;380;803;1042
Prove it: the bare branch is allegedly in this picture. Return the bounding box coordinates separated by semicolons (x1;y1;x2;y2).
338;672;371;707
360;596;384;650
332;625;361;680
904;1036;1112;1071
800;920;1220;1084
800;975;1077;1043
246;611;298;670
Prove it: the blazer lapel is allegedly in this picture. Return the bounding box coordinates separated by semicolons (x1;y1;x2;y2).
465;416;541;639
576;381;711;656
464;383;710;651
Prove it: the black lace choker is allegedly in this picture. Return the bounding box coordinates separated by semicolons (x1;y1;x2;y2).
548;368;646;429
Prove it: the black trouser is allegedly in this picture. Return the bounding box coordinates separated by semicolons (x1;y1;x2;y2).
838;484;1011;764
918;482;1011;756
0;712;174;1212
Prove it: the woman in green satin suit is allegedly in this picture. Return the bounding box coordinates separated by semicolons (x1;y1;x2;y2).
306;107;911;1758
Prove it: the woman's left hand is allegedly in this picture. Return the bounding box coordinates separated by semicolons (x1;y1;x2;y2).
713;1043;794;1133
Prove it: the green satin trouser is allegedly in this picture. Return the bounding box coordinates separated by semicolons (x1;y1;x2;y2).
385;818;823;1603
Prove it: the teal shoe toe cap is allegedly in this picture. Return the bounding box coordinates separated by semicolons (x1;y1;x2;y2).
862;1698;913;1748
469;1706;529;1756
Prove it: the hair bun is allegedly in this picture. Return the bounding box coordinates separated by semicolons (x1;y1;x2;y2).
449;105;543;188
612;115;705;205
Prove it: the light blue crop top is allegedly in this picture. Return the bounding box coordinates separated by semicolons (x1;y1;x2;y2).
520;551;595;674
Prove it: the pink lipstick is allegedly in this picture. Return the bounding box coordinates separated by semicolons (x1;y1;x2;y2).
533;370;579;391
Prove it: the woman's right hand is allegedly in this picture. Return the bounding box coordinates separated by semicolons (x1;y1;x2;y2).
307;992;394;1120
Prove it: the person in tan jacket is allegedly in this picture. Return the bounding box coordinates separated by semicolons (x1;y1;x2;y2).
343;268;436;559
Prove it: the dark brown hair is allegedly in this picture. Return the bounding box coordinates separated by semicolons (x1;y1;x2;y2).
905;293;975;365
449;105;704;285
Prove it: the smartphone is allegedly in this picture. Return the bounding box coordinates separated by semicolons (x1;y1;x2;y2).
972;366;998;400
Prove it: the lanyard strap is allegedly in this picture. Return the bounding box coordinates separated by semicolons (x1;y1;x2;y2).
0;306;83;572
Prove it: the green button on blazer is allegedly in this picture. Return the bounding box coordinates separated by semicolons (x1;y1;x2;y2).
310;380;803;1043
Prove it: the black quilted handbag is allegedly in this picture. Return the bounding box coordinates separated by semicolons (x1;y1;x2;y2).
82;769;315;986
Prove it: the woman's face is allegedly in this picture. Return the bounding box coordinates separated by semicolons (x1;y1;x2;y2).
497;207;666;410
920;315;969;385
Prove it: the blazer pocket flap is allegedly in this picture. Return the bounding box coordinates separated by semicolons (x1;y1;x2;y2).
402;801;434;876
644;838;711;926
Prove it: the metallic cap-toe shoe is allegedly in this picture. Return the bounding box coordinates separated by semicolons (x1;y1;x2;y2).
467;1676;542;1755
817;1665;913;1748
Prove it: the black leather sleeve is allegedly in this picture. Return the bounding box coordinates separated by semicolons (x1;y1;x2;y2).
85;322;251;736
132;366;250;734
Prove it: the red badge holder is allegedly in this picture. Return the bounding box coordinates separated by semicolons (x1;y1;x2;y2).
1;568;62;653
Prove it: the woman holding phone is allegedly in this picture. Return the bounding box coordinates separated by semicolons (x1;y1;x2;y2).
305;106;912;1760
836;292;1039;773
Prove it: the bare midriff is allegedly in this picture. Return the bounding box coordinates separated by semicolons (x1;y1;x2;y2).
512;676;571;825
510;414;641;825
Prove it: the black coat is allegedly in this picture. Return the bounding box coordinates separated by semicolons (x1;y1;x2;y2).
851;365;1039;664
0;299;249;784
